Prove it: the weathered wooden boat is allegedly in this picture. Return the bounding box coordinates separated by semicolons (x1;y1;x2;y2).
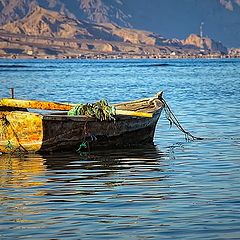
0;91;163;153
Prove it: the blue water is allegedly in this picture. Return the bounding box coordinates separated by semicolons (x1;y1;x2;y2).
0;58;240;239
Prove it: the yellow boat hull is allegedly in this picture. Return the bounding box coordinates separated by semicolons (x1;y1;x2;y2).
0;111;43;153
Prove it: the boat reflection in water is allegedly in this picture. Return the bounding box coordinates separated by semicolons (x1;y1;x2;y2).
0;153;47;189
42;145;166;195
0;145;168;238
0;153;47;226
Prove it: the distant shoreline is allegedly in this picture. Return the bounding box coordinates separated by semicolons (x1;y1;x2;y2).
1;52;238;60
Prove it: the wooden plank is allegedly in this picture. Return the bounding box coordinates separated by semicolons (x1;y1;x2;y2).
116;110;152;118
1;98;75;111
1;98;153;117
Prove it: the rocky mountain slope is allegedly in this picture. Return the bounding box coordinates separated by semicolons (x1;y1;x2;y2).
0;6;228;58
1;6;167;45
0;0;239;48
1;7;227;47
0;0;130;27
183;34;227;54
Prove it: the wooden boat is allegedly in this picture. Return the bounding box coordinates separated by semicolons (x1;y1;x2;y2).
0;91;163;153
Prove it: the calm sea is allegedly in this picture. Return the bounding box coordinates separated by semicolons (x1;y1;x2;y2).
0;58;240;239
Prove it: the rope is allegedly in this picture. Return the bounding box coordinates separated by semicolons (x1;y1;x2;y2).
76;141;87;153
68;100;114;153
160;97;204;141
76;115;97;154
6;140;19;153
1;114;28;153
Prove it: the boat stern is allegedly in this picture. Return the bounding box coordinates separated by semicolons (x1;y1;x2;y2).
0;111;43;153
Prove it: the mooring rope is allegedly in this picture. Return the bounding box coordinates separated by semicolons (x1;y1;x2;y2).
160;97;204;141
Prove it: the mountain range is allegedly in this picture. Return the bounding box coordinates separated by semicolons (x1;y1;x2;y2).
0;0;239;48
0;0;238;58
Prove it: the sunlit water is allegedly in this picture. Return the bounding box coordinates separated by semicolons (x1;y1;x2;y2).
0;59;240;239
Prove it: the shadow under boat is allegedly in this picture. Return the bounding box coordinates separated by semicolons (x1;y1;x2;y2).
43;144;166;172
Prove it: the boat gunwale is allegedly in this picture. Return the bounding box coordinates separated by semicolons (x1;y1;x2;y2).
41;97;163;121
42;109;162;122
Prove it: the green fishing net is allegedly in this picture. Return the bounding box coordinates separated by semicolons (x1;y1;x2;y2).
67;100;116;121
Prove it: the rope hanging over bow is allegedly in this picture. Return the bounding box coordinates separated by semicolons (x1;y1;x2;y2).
160;97;204;141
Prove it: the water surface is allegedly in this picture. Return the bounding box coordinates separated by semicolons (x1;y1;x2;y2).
0;59;240;239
